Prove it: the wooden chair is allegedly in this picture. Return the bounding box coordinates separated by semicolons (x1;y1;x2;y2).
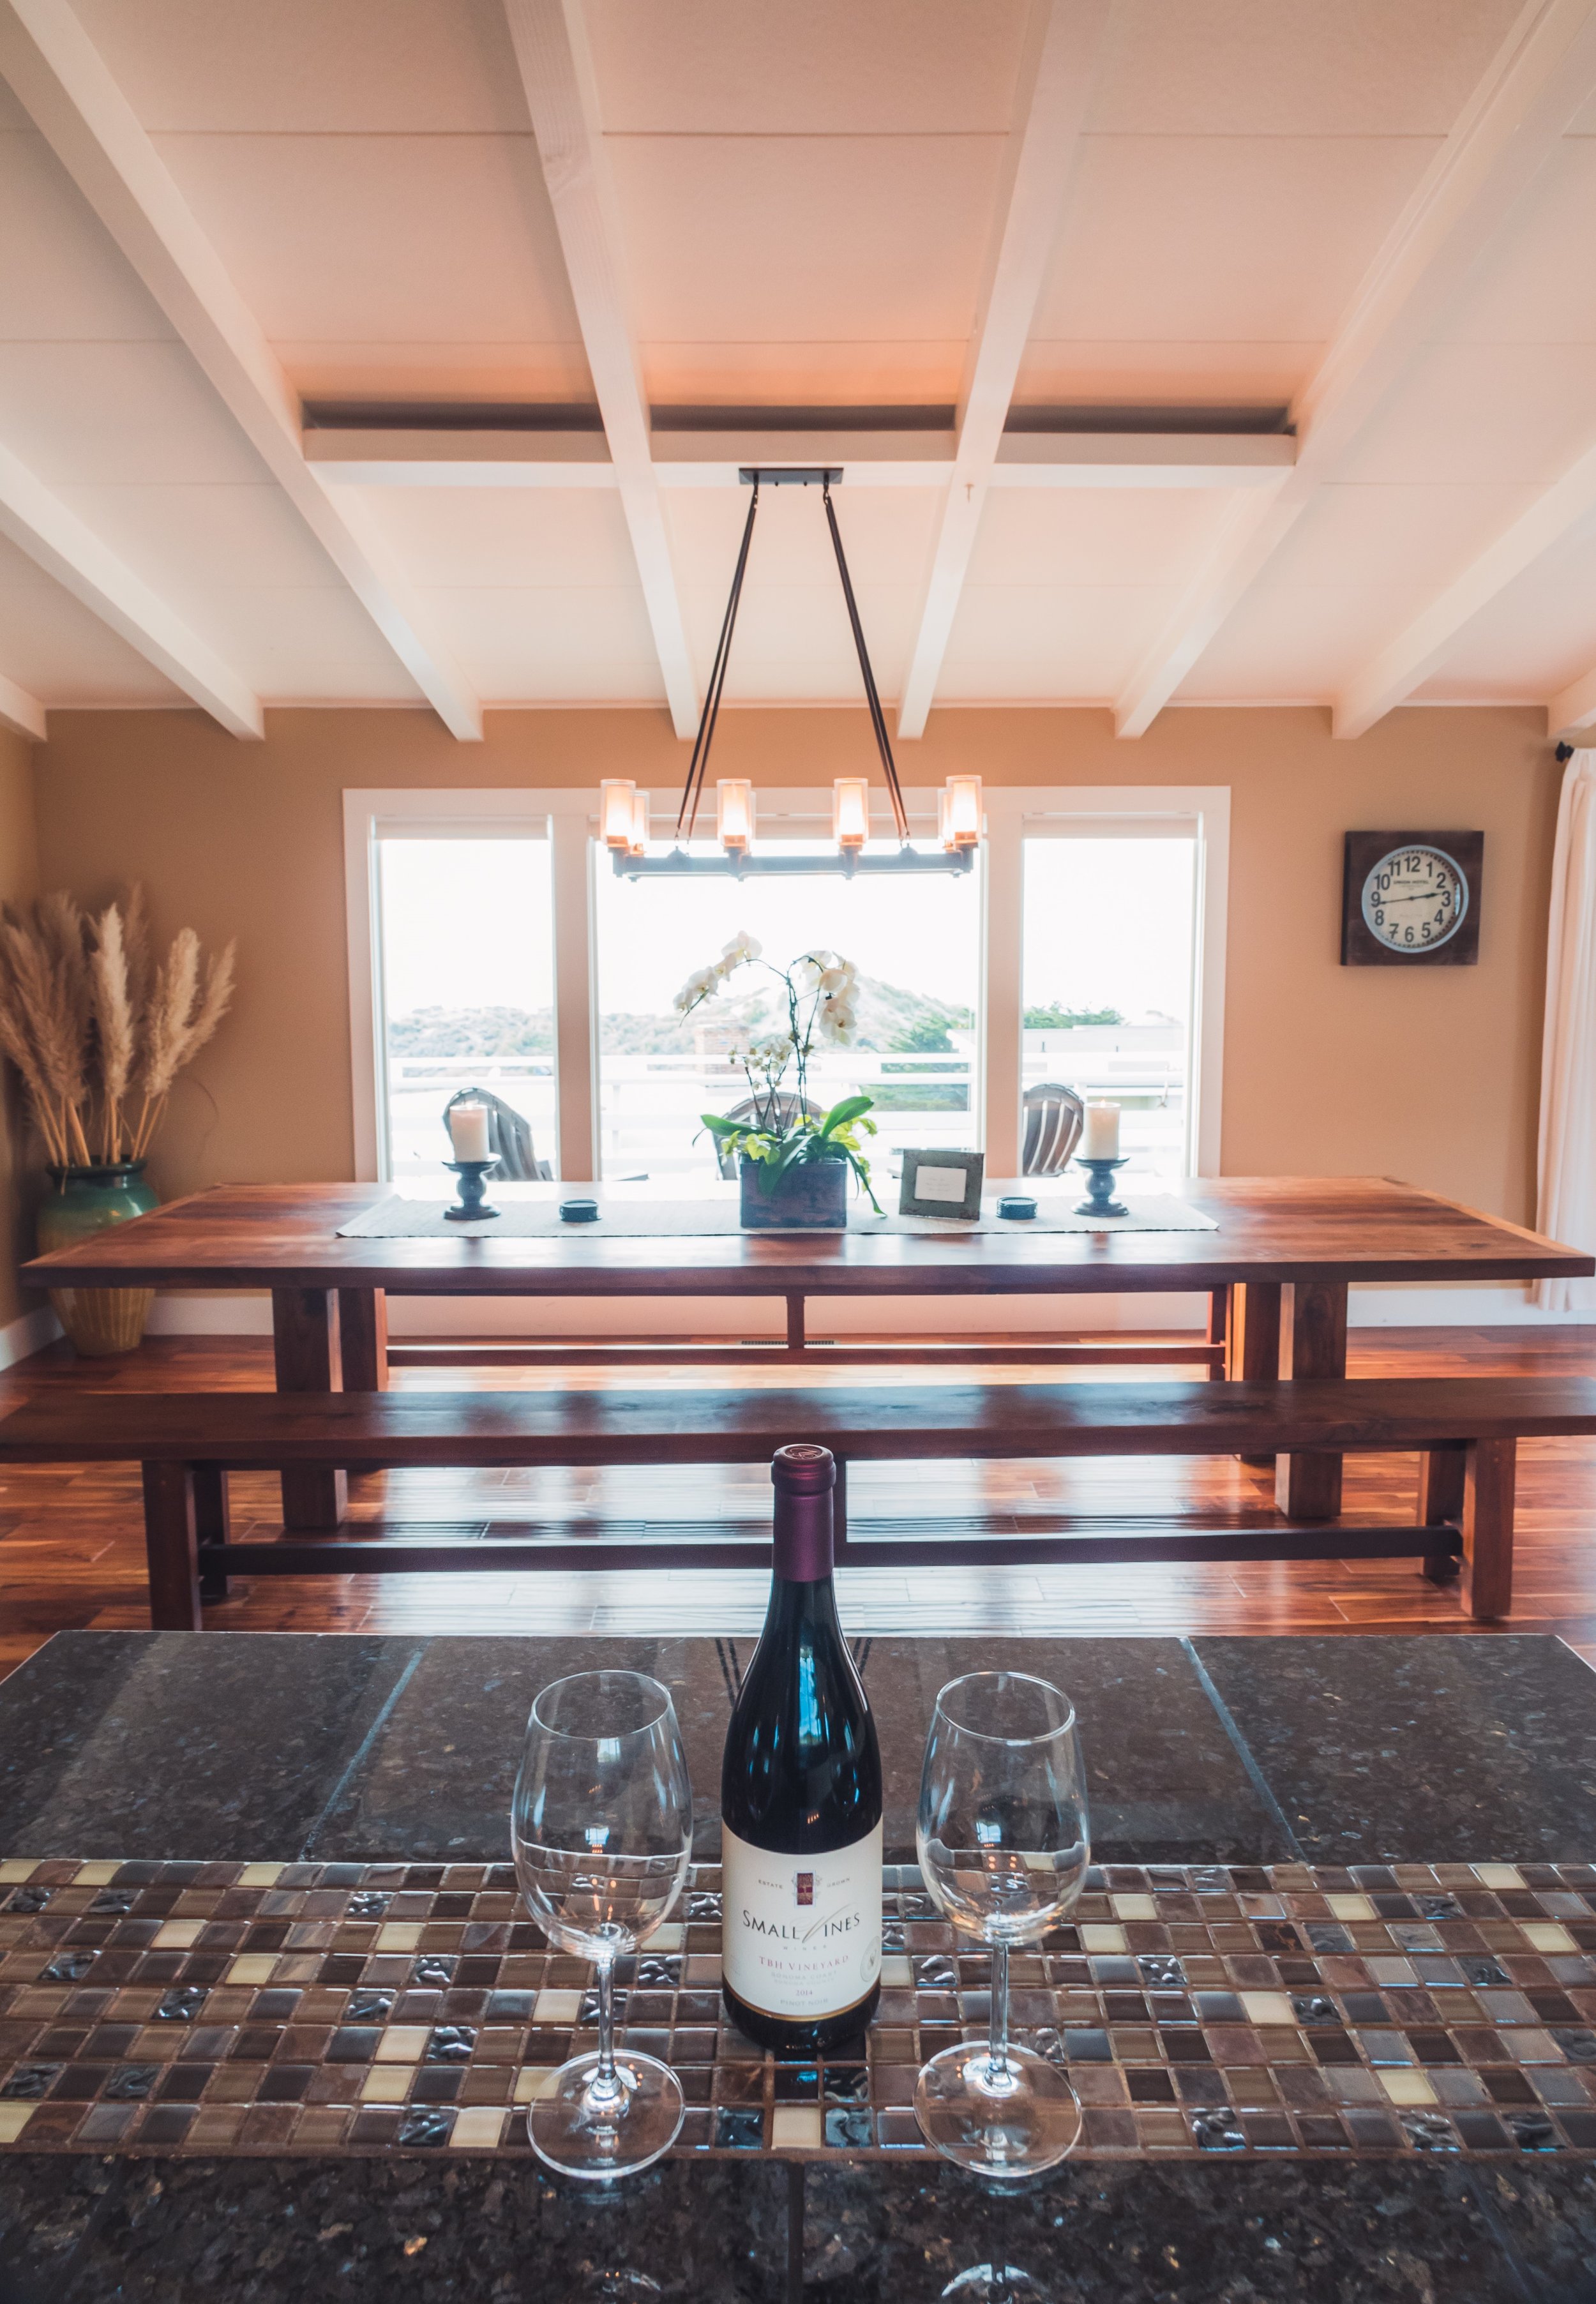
1022;1083;1085;1176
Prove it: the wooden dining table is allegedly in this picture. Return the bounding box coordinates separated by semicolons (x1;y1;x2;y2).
22;1173;1592;1537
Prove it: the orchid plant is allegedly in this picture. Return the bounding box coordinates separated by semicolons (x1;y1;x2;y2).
674;931;882;1210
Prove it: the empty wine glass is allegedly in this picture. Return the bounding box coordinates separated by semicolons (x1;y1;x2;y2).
914;1671;1090;2183
512;1669;694;2179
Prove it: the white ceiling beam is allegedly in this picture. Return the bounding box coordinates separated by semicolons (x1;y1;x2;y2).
1335;437;1596;737
1115;0;1596;739
0;436;261;735
896;0;1114;741
305;425;1296;491
1550;661;1596;736
0;0;483;739
502;0;698;738
0;668;47;742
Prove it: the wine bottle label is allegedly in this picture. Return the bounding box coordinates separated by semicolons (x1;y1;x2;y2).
720;1821;884;2020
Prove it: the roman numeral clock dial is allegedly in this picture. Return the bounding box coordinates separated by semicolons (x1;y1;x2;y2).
1341;832;1484;967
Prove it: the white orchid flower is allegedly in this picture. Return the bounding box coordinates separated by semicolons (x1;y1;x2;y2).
673;962;721;1013
818;963;854;995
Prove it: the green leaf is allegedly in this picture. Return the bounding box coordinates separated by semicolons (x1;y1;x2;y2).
818;1093;874;1138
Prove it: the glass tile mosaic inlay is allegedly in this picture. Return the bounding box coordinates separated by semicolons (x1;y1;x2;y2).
2;1857;1595;2160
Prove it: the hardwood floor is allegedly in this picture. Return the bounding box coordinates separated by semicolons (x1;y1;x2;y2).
4;1326;1596;1682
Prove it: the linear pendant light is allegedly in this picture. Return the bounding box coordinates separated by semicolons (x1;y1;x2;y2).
602;467;979;879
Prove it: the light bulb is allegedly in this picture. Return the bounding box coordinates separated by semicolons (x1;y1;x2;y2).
832;778;870;850
943;774;982;848
716;779;755;852
600;779;636;849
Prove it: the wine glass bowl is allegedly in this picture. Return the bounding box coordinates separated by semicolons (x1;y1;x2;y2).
914;1671;1090;2181
512;1669;693;2180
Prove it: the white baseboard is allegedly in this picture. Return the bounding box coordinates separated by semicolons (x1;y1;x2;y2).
146;1292;275;1336
0;1302;60;1365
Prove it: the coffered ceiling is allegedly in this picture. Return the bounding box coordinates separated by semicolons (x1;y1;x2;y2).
1;0;1595;744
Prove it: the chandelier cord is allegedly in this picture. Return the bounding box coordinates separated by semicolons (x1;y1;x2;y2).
677;480;761;841
823;481;910;844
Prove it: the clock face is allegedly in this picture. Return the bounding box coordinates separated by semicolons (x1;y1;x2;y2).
1360;843;1468;954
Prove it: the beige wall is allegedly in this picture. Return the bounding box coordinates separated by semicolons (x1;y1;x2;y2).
0;725;40;1327
34;703;1558;1229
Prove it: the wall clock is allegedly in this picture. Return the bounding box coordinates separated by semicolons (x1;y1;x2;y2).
1341;831;1484;967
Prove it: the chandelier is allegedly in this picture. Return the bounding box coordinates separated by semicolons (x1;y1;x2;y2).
600;467;981;878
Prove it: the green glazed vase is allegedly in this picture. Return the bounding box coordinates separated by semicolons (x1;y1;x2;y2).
38;1161;160;1357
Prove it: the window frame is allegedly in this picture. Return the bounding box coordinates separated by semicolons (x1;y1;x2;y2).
343;783;1228;1186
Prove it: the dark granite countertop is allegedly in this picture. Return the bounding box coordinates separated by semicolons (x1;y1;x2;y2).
2;1627;1595;2301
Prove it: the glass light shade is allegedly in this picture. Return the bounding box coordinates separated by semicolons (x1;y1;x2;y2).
629;790;651;855
600;779;637;849
944;774;982;848
832;777;871;849
716;779;755;852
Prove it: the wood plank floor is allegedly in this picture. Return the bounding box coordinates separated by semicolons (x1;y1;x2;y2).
4;1326;1596;1682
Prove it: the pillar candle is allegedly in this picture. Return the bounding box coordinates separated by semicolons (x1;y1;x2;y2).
1081;1101;1120;1159
449;1103;491;1162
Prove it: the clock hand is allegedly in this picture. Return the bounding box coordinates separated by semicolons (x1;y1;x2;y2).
1377;889;1452;905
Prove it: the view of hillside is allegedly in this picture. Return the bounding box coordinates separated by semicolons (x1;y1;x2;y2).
389;975;977;1060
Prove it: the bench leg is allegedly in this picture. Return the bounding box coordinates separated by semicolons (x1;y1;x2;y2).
1276;1281;1347;1521
1463;1438;1516;1622
194;1465;232;1602
1418;1446;1466;1583
273;1286;348;1532
142;1463;202;1632
1229;1281;1281;1466
786;1294;806;1353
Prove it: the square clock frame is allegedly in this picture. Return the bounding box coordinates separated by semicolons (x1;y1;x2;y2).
1341;830;1484;967
898;1149;985;1220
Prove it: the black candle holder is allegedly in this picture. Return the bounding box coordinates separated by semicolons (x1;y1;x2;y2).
1074;1155;1129;1220
444;1159;501;1221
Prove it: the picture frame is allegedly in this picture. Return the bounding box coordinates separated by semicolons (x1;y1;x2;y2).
898;1148;985;1221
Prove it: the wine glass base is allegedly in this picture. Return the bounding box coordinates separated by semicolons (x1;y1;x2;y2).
528;2049;684;2180
942;2266;1051;2303
915;2041;1081;2180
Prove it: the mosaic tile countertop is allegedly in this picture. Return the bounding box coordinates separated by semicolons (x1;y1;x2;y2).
3;1856;1596;2165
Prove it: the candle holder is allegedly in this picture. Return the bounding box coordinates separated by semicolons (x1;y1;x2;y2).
444;1159;501;1222
1074;1156;1129;1221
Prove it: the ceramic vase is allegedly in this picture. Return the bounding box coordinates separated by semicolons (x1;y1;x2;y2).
37;1162;160;1356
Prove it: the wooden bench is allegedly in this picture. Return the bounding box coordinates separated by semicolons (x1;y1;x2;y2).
4;1373;1588;1631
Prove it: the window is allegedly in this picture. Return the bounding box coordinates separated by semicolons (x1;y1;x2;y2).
593;836;983;1184
1021;829;1198;1180
372;833;557;1184
347;785;1227;1199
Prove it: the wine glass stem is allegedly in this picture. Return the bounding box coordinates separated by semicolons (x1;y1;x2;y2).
986;1938;1011;2083
592;1951;621;2103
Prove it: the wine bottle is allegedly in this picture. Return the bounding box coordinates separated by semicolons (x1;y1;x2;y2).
720;1443;883;2054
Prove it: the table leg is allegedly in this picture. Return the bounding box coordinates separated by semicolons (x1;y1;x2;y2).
194;1464;232;1602
272;1286;347;1531
1205;1288;1228;1381
1464;1438;1516;1621
339;1288;389;1392
1276;1281;1347;1521
141;1462;201;1632
1419;1447;1466;1585
1228;1281;1281;1467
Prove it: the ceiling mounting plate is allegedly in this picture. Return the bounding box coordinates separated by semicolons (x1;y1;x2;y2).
737;465;843;486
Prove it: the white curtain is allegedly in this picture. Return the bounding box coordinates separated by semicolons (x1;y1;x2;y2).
1537;748;1596;1311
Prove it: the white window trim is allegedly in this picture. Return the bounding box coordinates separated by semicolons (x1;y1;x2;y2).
343;783;1229;1189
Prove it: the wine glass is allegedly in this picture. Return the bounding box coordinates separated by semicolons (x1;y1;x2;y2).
512;1669;694;2180
914;1671;1090;2184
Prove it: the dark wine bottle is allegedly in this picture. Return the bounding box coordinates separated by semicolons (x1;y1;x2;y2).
719;1443;883;2054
